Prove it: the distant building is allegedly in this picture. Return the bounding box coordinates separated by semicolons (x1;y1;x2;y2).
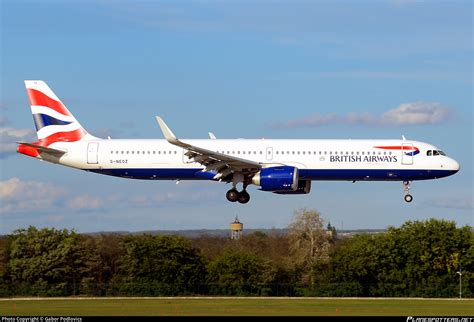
230;216;243;240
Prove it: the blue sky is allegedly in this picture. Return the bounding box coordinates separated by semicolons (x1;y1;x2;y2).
1;0;472;234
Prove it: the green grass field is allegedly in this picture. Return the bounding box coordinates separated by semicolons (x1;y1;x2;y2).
0;297;472;316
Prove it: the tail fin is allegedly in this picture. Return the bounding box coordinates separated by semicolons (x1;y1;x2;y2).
24;80;95;146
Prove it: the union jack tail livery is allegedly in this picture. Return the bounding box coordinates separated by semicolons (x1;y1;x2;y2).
26;80;92;143
18;81;97;158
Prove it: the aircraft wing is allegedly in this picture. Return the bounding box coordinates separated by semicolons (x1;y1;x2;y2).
156;116;262;181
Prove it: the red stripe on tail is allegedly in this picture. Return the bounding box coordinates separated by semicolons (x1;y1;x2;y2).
17;128;86;158
38;128;86;146
26;88;71;116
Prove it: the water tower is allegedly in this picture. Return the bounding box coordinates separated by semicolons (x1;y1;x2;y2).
230;216;243;240
326;222;337;240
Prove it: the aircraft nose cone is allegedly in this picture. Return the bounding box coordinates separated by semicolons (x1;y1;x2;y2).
451;159;460;172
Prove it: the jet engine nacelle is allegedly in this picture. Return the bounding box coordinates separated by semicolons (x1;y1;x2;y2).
252;166;299;192
273;180;311;194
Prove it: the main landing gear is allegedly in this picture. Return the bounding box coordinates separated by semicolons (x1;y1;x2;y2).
403;181;413;203
226;188;250;204
225;172;251;204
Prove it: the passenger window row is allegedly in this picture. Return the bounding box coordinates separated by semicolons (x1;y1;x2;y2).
109;150;393;156
274;151;392;156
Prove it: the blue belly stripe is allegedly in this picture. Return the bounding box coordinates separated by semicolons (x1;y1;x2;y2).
86;168;457;181
88;168;205;180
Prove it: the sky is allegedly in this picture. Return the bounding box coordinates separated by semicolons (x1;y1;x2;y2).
0;0;472;234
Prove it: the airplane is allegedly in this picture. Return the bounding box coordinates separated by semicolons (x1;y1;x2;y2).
17;80;460;204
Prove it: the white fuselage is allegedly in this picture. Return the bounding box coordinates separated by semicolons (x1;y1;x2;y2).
47;138;459;182
19;80;460;204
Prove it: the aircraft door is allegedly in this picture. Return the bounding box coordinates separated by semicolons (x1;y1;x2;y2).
182;149;188;163
401;143;413;165
266;147;273;161
87;142;99;164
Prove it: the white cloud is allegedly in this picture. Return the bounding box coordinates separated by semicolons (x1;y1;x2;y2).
66;195;103;210
0;177;64;215
0;123;35;158
430;197;474;210
127;189;221;207
47;215;65;223
0;116;9;126
272;102;453;129
0;178;108;215
0;177;221;217
381;102;452;125
0;177;106;215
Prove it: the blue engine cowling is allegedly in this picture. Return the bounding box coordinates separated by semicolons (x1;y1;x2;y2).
252;166;299;192
273;180;311;194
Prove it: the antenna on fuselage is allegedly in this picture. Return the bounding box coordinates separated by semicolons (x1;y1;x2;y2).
402;135;406;140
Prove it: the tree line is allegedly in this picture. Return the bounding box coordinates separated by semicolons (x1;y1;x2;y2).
0;209;472;297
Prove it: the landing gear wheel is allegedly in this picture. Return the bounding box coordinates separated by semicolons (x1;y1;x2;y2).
237;190;250;204
402;181;413;203
226;189;239;202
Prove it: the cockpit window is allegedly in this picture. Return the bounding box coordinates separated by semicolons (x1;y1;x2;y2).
427;150;446;156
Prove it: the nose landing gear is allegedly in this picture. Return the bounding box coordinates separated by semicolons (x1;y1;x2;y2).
403;181;413;203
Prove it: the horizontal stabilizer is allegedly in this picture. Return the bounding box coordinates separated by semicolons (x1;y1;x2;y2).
17;142;66;156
